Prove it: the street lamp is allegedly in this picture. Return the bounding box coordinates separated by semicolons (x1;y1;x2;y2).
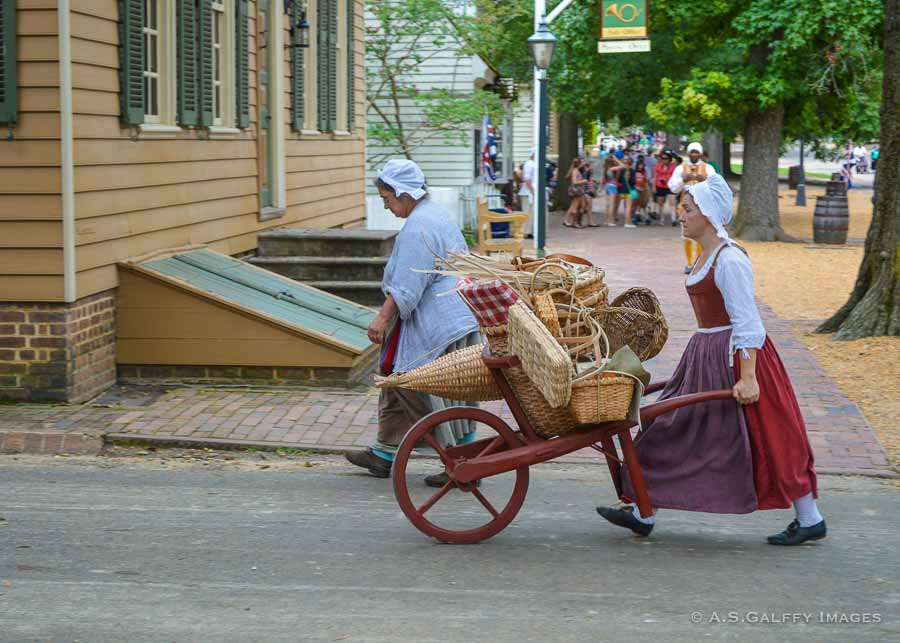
527;20;556;254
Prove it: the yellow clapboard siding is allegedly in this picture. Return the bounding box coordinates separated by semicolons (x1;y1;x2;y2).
0;194;61;220
18;35;58;62
75;264;118;298
287;206;365;231
75;177;258;219
283;192;363;221
71;12;118;45
72;36;118;68
0;275;64;301
75;194;259;245
0;168;61;193
19;87;60;112
17;1;59;10
286;139;361;157
0;140;60;166
7;112;60;139
76;210;268;271
72;0;117;21
285;181;362;204
75;158;257;192
74;139;258;165
18;61;59;87
72;114;129;139
0;221;63;247
72;88;119;116
72;62;119;92
0;248;63;274
18;8;58;35
286;152;363;173
284;166;364;190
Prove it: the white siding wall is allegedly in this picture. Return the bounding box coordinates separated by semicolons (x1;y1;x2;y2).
512;88;535;169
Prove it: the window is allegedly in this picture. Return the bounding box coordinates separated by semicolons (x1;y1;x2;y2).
209;0;235;127
142;1;160;120
140;0;175;125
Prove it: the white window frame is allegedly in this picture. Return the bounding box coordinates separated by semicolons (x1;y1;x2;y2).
141;0;176;126
301;0;319;133
335;0;347;133
210;0;235;128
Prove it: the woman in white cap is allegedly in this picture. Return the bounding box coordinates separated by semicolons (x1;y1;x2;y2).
596;174;826;546
669;142;717;273
345;160;481;486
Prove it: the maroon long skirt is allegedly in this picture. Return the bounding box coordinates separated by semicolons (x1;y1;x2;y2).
622;330;817;513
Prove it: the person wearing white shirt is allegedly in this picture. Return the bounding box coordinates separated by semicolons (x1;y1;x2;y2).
596;174;825;546
668;142;717;273
853;144;868;173
518;150;536;238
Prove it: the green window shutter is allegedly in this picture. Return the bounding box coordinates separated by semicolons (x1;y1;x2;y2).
197;0;214;125
316;0;329;131
346;0;354;132
290;1;304;131
235;0;249;128
326;0;338;131
0;0;16;125
118;0;144;125
177;0;198;125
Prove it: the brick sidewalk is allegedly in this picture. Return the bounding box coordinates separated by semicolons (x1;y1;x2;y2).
0;215;894;477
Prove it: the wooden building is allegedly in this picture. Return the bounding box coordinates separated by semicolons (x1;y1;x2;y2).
0;0;367;402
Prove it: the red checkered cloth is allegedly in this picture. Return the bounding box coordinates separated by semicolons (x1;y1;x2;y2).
458;278;520;327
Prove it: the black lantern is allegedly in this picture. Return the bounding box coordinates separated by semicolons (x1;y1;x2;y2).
527;20;557;70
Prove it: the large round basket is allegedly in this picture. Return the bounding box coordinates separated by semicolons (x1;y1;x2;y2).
595;288;668;361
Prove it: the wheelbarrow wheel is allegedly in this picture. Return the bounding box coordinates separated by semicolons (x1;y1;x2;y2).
393;407;530;544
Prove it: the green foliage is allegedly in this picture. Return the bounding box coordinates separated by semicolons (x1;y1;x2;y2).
365;0;504;167
648;0;884;145
466;0;535;84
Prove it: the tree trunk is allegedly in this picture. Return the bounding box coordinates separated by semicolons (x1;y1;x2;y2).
665;131;681;153
702;130;724;173
817;2;900;339
730;103;795;241
722;139;739;178
555;112;579;211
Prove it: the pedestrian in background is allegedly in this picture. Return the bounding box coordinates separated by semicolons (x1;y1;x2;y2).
618;156;639;228
582;158;599;227
653;151;676;226
519;150;536;238
871;143;880;171
603;155;624;227
564;157;587;228
634;158;652;224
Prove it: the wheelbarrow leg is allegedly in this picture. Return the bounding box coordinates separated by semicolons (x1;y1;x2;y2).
598;436;623;498
618;429;654;520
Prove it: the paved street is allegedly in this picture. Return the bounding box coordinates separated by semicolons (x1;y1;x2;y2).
1;453;898;642
0;215;892;477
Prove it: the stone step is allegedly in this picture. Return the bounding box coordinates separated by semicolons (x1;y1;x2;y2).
306;281;385;307
248;256;388;282
258;228;398;258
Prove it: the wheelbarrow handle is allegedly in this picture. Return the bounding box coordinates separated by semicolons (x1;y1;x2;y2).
643;380;669;395
640;388;734;425
481;343;522;369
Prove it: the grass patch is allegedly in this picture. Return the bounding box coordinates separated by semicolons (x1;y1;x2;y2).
729;164;832;180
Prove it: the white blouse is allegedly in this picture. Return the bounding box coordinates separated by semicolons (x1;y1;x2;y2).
686;241;766;352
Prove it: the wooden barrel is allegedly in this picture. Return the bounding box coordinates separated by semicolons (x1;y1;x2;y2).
825;180;848;196
813;196;849;244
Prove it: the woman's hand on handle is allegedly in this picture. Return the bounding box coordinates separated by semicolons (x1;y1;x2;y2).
732;377;760;405
368;295;399;344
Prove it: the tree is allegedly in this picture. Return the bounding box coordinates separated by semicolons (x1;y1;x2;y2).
818;3;899;339
365;0;503;168
647;0;883;241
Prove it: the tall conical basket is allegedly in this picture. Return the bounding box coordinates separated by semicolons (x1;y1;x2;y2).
374;343;502;401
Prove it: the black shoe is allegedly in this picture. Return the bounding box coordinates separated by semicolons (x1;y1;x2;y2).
767;519;827;545
345;449;392;478
596;505;654;537
424;471;481;488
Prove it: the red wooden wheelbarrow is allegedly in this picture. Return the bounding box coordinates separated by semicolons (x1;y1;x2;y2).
392;346;734;543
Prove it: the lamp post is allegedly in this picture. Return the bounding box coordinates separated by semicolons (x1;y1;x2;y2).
527;19;557;254
796;139;806;207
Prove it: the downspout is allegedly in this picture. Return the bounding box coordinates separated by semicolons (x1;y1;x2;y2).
58;0;76;302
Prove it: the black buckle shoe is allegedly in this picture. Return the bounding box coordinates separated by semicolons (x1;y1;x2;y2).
345;449;392;478
596;505;654;537
767;519;827;546
424;471;481;488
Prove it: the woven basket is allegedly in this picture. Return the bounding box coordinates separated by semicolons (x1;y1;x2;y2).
508;301;574;408
533;291;561;337
482;323;581;437
374;343;502;401
569;373;635;425
594;287;668;361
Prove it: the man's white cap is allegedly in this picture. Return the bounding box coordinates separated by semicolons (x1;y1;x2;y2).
687;142;704;154
377;159;427;200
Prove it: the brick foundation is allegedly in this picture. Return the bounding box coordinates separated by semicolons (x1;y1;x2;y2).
0;291;117;403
